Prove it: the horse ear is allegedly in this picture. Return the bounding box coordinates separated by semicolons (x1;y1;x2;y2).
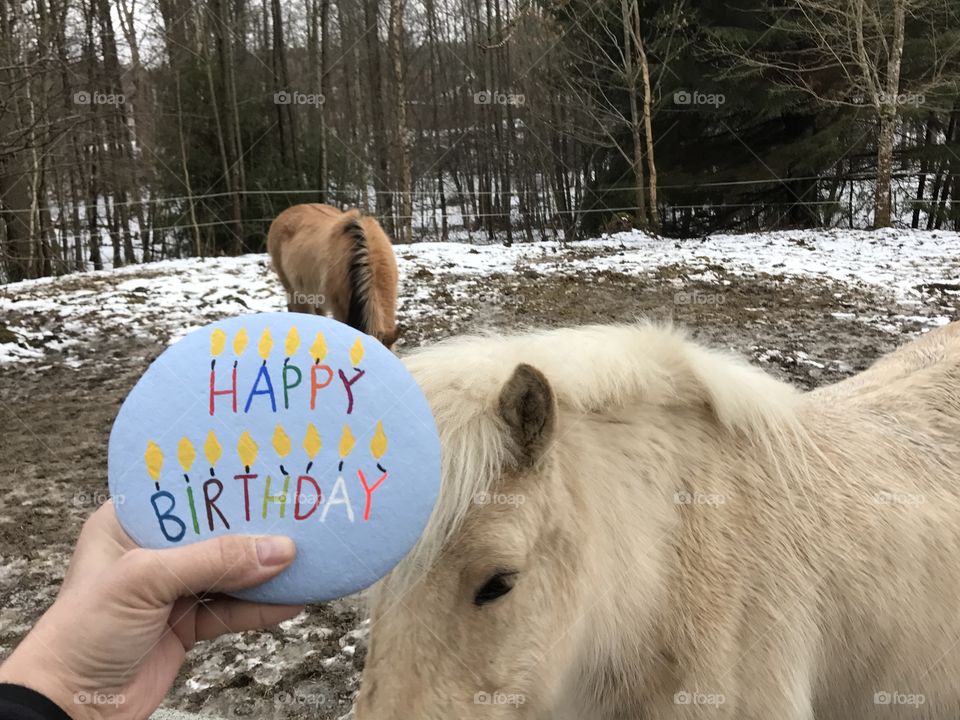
498;363;555;468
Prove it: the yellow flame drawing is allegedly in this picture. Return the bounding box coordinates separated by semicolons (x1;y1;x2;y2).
204;431;222;466
310;331;327;362
177;437;196;471
350;336;365;366
339;424;356;459
303;423;322;459
145;441;164;481
210;329;227;357
272;424;292;458
370;421;387;460
237;431;258;467
284;326;301;357
258;328;273;360
233;328;249;355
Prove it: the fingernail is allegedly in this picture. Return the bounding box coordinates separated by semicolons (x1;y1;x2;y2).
256;537;296;566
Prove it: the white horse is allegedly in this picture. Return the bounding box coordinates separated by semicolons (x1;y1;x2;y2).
355;321;960;720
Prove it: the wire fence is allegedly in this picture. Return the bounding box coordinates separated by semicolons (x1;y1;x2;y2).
0;171;947;216
1;175;957;280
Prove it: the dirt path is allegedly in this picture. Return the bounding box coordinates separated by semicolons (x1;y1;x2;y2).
0;245;955;719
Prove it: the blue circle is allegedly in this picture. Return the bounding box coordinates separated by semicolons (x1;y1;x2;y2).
108;312;441;604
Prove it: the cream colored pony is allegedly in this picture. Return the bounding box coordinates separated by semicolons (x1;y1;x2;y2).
356;321;960;720
267;203;399;348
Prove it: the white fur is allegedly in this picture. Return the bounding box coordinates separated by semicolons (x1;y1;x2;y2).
357;321;960;720
394;323;802;587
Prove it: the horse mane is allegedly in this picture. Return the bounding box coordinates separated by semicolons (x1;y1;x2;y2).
385;323;807;592
343;214;373;336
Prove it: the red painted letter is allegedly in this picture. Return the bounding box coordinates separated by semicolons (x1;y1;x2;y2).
310;364;334;409
294;475;322;520
357;469;388;521
209;362;238;415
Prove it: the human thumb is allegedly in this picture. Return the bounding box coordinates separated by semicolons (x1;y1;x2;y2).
111;535;296;606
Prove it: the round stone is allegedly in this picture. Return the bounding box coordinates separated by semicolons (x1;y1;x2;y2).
108;312;441;604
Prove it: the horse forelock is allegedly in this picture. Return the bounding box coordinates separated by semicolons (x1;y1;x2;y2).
384;322;807;594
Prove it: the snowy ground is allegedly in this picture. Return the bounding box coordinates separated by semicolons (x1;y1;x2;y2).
2;228;958;368
1;228;958;719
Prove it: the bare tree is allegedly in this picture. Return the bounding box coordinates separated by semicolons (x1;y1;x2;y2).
718;0;960;227
555;0;669;231
362;0;392;230
388;0;412;243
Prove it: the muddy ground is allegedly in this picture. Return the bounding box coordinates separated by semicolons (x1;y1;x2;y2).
1;244;956;719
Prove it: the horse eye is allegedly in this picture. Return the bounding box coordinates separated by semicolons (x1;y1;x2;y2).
474;572;516;606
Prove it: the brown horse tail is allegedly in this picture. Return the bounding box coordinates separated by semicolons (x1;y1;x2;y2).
342;215;374;336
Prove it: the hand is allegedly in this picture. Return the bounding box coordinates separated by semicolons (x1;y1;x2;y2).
0;501;303;720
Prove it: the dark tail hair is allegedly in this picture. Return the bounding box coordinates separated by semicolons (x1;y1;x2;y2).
343;216;373;336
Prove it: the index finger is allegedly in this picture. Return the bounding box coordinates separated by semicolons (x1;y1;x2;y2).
60;500;139;594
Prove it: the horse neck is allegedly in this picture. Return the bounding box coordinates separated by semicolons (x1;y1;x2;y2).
367;289;396;337
561;402;716;562
555;402;774;684
560;396;815;568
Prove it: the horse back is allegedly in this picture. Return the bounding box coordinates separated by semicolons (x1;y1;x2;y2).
811;321;960;408
304;203;343;219
266;203;360;306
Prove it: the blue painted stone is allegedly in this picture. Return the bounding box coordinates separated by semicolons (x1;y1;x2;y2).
108;312;441;604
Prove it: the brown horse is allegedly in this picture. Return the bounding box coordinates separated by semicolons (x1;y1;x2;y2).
267;203;400;348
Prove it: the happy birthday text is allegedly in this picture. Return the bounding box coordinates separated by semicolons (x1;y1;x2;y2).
139;325;392;543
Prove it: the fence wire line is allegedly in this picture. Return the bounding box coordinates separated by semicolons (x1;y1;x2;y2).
4;204;955;266
0;171;947;216
3;198;915;250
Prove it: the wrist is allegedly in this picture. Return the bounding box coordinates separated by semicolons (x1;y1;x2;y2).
0;642;101;720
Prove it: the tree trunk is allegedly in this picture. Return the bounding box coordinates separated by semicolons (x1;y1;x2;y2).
388;0;412;243
912;114;935;229
363;0;392;230
872;0;906;228
621;0;646;230
636;23;659;232
873;108;897;227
